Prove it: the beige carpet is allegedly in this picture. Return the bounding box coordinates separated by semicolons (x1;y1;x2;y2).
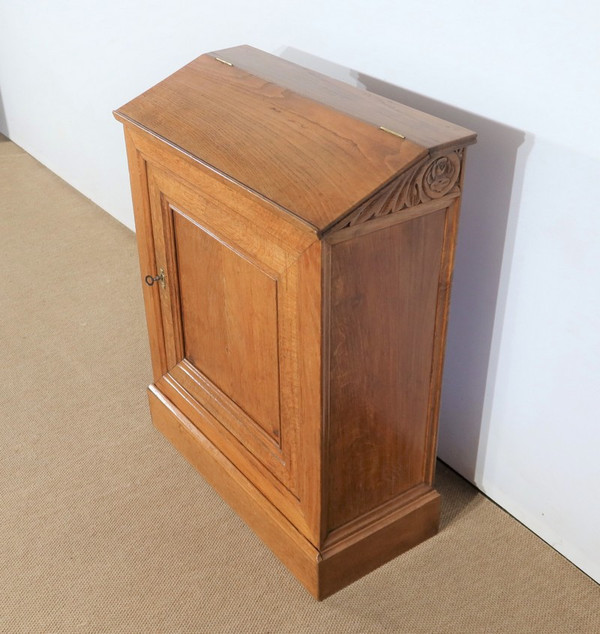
1;133;598;633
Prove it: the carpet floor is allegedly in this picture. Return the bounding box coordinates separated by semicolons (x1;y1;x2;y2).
1;134;599;633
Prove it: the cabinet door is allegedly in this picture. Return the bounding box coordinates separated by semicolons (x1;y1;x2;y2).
139;157;321;535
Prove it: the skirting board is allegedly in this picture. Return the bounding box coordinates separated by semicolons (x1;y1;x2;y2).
148;385;441;599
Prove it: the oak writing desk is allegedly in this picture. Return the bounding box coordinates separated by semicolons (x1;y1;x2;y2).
114;45;476;599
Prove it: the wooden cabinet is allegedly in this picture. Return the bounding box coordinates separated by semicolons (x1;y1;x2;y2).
114;45;476;599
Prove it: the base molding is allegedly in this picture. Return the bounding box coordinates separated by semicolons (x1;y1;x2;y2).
318;491;440;598
148;385;441;599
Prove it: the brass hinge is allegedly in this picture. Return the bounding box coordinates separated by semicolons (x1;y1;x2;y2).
215;57;233;67
379;126;406;139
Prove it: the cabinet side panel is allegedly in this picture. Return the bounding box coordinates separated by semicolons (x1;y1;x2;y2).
327;211;446;531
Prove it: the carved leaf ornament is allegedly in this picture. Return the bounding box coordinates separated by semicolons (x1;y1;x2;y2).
341;149;463;228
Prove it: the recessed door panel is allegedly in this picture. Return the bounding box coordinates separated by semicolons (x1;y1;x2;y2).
173;209;281;441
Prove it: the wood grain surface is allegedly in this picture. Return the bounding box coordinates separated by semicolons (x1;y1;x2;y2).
211;45;476;152
115;53;427;231
173;209;281;439
326;210;447;531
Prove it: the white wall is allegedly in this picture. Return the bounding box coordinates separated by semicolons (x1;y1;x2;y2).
1;1;599;581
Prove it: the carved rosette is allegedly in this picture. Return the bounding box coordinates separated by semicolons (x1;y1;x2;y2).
340;148;464;229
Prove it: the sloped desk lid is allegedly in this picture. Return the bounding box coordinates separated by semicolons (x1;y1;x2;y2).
114;45;475;233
